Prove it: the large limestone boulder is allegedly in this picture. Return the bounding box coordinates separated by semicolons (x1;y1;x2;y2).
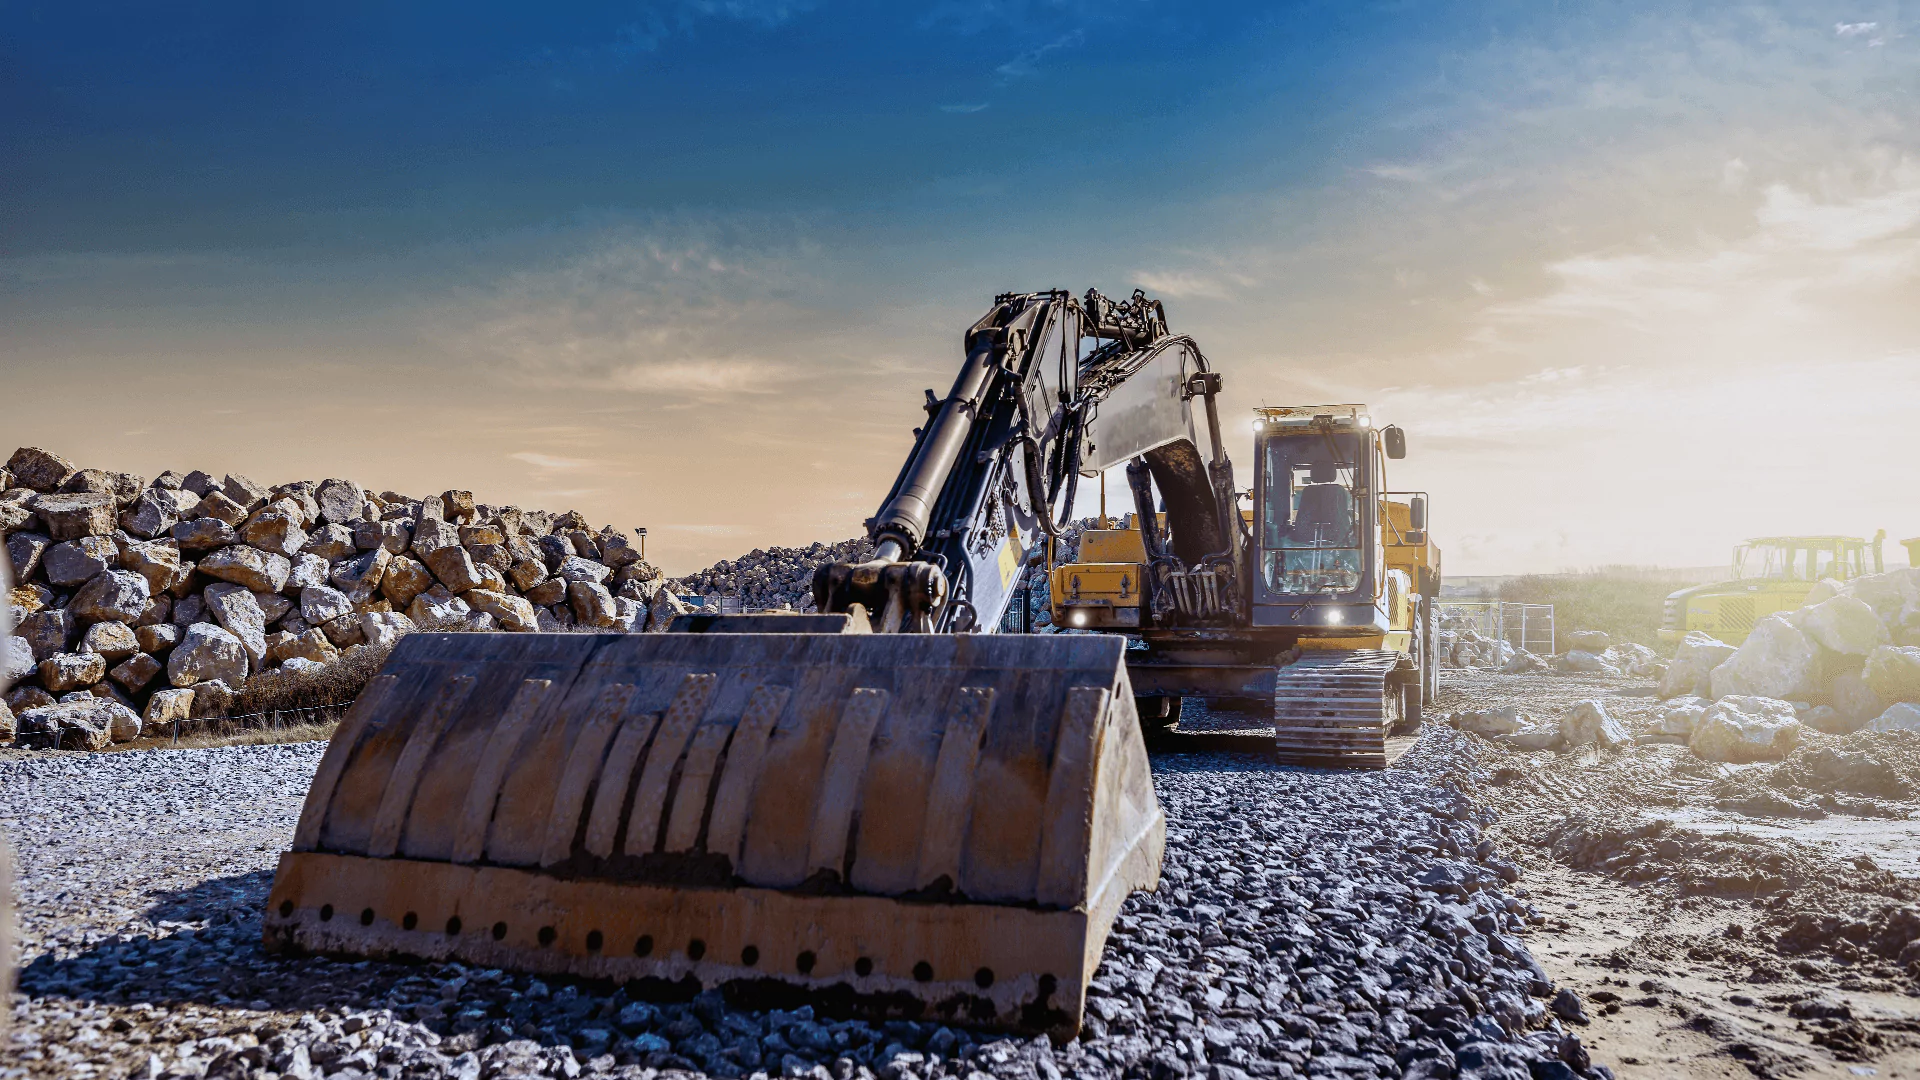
268;628;338;666
1867;702;1920;733
1798;595;1889;656
379;555;433;609
599;531;642;569
1690;696;1803;763
109;652;163;693
285;553;330;594
1650;696;1709;737
192;489;248;526
524;577;568;607
221;473;268;510
166;623;249;688
171;517;236;552
199;544;292;594
15;700;116;750
6;532;52;581
464;589;537;632
68;570;152;624
144;687;194;727
30;492;116;540
120;542;183;597
16;609;75;661
300;584;353;626
1711;616;1818;701
81;621;140;662
315;478;367;527
1843;571;1919;621
1659;632;1737;699
239;503;309;559
407;586;471;627
118;491;179;539
424;545;485;593
556;555;612;585
39;652;107;694
302;523;357;562
135;622;180;655
331;546;390;602
2;635;35;685
358;611;416;649
644;589;692;632
410;517;460;559
7;447;77;492
1559;699;1635;737
611;596;643;632
569;580;619;629
1863;645;1920;704
1566;630;1611;652
203;583;269;665
1829;670;1886;725
42;535;118;586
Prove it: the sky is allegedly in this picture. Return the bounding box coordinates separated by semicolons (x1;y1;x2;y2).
4;1;1918;576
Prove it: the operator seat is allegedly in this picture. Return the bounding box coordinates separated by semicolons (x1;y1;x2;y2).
1294;461;1356;546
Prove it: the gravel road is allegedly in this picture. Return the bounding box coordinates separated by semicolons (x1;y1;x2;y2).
0;727;1605;1080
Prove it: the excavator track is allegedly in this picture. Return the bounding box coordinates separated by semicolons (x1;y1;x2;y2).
1270;649;1406;770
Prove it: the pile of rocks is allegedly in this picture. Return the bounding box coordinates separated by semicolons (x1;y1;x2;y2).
1436;626;1657;680
1650;570;1920;761
1;446;682;750
671;537;872;612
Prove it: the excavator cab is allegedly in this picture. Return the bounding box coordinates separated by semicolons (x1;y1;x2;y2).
1250;406;1383;631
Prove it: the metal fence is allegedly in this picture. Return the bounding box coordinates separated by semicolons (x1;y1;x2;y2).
158;701;354;746
1435;601;1556;656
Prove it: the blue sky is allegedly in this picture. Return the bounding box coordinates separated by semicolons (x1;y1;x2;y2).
6;2;1919;573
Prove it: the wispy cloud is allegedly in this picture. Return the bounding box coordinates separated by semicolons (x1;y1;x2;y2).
995;29;1083;81
437;216;828;398
940;102;990;114
1834;21;1879;37
511;452;593;470
611;0;817;54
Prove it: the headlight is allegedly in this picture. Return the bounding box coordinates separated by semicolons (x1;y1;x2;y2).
1070;609;1089;626
1251;419;1265;431
1358;416;1372;429
1325;609;1344;624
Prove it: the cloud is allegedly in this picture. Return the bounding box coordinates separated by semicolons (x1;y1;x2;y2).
940;102;990;113
612;0;817;53
1834;21;1879;36
995;29;1083;80
1131;269;1232;299
511;452;593;470
435;216;831;398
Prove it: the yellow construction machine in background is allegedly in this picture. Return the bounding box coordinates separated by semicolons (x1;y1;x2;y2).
1052;403;1443;763
1660;532;1886;645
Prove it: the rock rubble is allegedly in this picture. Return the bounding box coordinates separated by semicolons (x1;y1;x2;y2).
1;727;1608;1080
2;446;673;748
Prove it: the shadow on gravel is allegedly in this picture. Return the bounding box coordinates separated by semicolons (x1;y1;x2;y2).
17;868;454;1020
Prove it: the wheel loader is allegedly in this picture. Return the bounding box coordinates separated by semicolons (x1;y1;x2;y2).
263;288;1434;1039
1659;532;1885;645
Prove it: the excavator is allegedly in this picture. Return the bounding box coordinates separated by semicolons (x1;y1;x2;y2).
263;288;1437;1041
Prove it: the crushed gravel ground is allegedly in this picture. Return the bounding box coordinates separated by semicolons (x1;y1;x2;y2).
0;716;1607;1080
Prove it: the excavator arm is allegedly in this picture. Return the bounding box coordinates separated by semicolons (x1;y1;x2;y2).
815;288;1244;634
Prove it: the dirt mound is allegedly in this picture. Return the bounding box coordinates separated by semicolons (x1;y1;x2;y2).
1706;730;1920;819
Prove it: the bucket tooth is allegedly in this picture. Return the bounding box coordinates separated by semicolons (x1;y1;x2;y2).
265;631;1165;1039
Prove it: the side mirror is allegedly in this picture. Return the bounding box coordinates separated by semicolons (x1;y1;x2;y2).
1383;425;1406;459
1409;494;1428;531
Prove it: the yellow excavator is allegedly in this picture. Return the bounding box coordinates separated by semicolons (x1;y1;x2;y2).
1048;404;1440;764
263;289;1433;1040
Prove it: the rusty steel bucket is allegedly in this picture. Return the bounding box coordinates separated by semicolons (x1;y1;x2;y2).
263;631;1164;1038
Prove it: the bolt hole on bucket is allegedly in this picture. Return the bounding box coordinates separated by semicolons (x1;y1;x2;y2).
262;631;1166;1039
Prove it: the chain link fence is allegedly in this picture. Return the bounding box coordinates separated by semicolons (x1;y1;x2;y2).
1435;601;1556;656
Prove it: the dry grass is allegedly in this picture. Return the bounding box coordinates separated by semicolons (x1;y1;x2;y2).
230;640;395;715
114;718;341;751
1497;565;1710;648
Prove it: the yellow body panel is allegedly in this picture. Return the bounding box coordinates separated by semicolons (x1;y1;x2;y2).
1658;580;1817;645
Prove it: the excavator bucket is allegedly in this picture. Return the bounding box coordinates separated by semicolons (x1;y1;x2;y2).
263;631;1164;1038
